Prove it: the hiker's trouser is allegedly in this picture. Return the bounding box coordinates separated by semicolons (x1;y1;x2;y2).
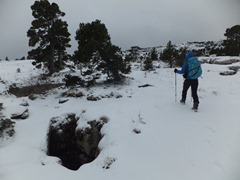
182;79;199;105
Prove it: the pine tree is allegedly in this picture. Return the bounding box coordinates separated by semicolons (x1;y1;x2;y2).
223;25;240;56
150;47;158;60
27;0;71;74
160;41;177;68
125;46;141;62
175;47;187;67
20;56;25;60
143;56;153;71
74;19;130;81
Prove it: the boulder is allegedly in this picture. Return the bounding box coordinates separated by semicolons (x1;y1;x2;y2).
11;109;29;120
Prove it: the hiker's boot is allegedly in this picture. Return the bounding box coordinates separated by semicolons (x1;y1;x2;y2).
192;102;198;110
180;99;185;104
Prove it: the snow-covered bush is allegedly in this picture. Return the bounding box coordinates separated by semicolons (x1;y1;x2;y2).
0;118;15;138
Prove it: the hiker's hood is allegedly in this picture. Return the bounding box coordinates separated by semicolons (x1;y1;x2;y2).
185;51;194;61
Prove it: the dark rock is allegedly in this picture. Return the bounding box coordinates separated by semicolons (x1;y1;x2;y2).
86;95;100;101
58;99;69;104
115;94;123;98
229;66;240;71
219;71;236;76
11;109;29;120
62;91;84;98
0;103;3;111
20;100;29;106
133;128;141;134
75;120;104;157
28;94;38;100
138;84;153;88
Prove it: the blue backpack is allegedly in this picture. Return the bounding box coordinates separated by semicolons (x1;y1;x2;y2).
186;57;202;79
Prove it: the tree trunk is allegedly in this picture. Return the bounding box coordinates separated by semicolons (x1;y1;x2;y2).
58;51;63;70
112;70;121;82
49;43;55;75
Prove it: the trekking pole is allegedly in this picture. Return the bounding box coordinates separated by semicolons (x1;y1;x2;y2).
175;73;177;103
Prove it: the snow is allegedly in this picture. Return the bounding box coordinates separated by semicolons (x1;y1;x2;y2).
199;56;240;63
1;58;240;180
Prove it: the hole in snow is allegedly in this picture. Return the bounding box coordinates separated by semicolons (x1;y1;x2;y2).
47;113;107;170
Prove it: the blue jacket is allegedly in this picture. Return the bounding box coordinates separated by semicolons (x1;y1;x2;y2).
176;51;198;80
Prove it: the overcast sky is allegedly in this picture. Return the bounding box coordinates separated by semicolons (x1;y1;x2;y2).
0;0;239;59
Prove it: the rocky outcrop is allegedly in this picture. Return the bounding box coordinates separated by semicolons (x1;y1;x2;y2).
219;66;240;76
200;57;240;65
11;109;29;120
8;83;63;97
219;71;237;76
75;117;108;164
47;113;108;170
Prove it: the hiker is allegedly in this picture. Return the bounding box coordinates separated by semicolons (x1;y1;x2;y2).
174;51;202;110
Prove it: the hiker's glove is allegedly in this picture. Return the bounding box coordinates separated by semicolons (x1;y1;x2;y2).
174;69;177;73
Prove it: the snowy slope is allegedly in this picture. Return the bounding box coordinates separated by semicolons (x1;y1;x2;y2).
0;58;240;180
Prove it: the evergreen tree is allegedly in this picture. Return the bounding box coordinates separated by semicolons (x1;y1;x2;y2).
20;56;25;60
223;25;240;56
143;55;153;71
150;47;158;60
27;0;71;74
74;19;130;81
175;47;187;67
160;41;177;68
125;46;141;62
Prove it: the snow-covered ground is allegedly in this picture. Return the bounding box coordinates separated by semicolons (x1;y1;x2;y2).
0;57;240;180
